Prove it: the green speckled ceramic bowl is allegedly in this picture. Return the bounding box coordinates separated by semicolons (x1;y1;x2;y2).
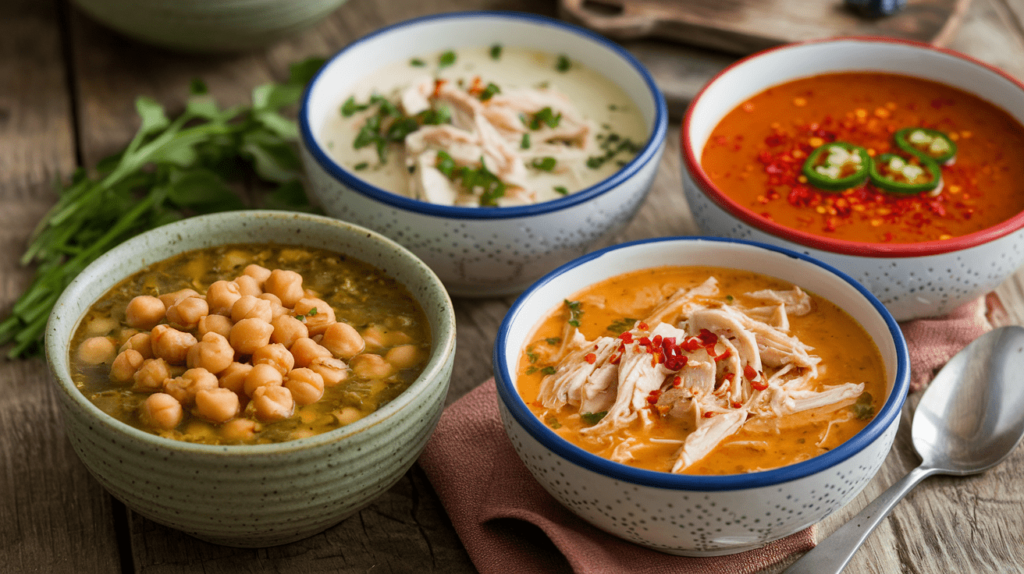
44;211;455;547
73;0;348;52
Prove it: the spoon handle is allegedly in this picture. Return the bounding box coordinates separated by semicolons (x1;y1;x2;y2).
783;464;937;574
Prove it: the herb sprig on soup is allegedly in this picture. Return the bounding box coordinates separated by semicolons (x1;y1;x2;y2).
321;46;647;207
515;266;887;475
701;72;1024;243
69;244;431;445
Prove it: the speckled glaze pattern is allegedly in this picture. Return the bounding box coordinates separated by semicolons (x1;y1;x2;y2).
680;38;1024;322
492;237;910;556
683;178;1024;321
72;0;347;52
45;211;456;547
299;12;668;297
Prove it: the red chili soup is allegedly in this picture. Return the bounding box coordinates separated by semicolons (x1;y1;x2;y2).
701;72;1024;244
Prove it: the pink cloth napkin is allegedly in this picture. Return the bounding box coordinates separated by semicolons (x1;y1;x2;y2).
419;298;993;574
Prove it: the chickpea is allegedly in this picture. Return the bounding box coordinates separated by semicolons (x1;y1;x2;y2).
132;358;171;393
217;362;252;396
234;275;262;297
166;296;209;330
119;332;153;359
229;318;274;355
243;363;284;398
335;407;364;426
264;269;304;308
77;336;116;365
163;367;218;406
259;292;282;306
158;288;200;309
294;298;335;336
109;349;145;384
140;393;183;430
360;326;388;352
251;385;294;422
186;332;234;375
290;337;332;368
270;315;308;349
243;264;272;286
205;280;242;316
150;324;197;365
252;343;294;376
86;316;119;337
230;295;273;323
349;353;394;379
320;322;364;359
117;328;139;346
308;357;349;387
198;314;233;339
385;344;423;370
284;368;324;406
195;388;240;423
125;296;166;330
220;417;257;441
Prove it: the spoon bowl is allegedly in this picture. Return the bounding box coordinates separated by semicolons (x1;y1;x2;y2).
786;325;1024;573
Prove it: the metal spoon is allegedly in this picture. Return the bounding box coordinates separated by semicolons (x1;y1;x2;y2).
785;325;1024;574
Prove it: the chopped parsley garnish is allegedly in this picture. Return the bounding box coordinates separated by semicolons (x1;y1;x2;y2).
341;96;369;117
526;366;538;375
606;317;638;335
436;150;457;177
852;392;875;420
528;107;562;130
490;44;502;59
438;50;457;69
353;162;369;171
526;345;539;364
294;314;305;322
531;157;556;171
479;82;501;102
556;54;572;72
434;152;506;207
580;411;608;425
541;366;557;376
608;104;619;111
410;58;426;67
307;307;318;316
553;186;569;196
544;337;561;345
520;133;530;149
565;299;583;328
353;116;388;163
418;105;451;126
725;295;734;303
545;415;562;429
587;136;643;169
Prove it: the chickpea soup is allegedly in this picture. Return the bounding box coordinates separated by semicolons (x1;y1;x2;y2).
69;244;431;445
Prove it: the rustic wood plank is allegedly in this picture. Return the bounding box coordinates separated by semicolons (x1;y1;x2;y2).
0;1;123;572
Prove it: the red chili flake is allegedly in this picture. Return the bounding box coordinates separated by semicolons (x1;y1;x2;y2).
433;79;447;97
743;364;758;380
652;335;663;347
609;353;621;365
751;378;769;391
703;411;716;418
731;401;743;409
619;332;633;343
787;185;816;208
637;322;649;330
646;389;662;405
672;375;682;387
714;349;733;363
697;329;718;346
638;336;652;348
682;337;703;352
665;355;688;370
585;353;596;364
723;372;735;382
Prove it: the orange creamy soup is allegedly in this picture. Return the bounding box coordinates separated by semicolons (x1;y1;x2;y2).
516;266;887;475
701;73;1024;244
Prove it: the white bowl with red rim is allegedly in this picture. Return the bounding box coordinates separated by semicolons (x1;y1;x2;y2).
681;37;1024;321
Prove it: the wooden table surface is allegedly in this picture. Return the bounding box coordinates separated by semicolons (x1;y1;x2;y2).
4;0;1024;572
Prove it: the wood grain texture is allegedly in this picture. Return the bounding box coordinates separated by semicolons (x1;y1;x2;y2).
0;1;122;573
559;0;971;54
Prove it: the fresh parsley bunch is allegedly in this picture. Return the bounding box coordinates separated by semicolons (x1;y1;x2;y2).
0;58;325;359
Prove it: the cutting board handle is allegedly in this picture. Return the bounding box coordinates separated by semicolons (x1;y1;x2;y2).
558;0;658;39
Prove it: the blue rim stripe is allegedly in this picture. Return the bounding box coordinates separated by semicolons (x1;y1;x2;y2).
493;236;910;491
298;10;668;220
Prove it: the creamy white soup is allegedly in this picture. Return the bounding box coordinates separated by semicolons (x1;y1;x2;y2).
320;46;648;207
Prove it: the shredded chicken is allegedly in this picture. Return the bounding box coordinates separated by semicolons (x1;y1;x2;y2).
535;281;869;473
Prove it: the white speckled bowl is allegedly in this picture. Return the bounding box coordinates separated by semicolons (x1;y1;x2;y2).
73;0;348;52
45;211;455;547
494;237;910;556
682;38;1024;321
299;11;668;297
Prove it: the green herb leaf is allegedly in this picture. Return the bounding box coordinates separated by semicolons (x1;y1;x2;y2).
531;157;556;171
852;392;875;420
490;44;502;60
544;337;561;345
526;366;538;375
606;318;638;335
545;415;562;429
435;150;457;177
529;107;562;130
341;96;369;117
553;186;569;196
479;82;501;102
541;366;557;376
526;346;539;364
565;299;583;328
520;133;530;149
556;55;572;72
438;50;457;69
410;58;426;67
580;411;608;425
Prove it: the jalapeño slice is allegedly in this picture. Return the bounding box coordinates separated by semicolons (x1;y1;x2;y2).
802;142;871;191
894;127;957;165
868;153;942;195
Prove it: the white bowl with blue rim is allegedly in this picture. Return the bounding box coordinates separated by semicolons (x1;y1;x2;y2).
493;236;910;556
299;11;668;298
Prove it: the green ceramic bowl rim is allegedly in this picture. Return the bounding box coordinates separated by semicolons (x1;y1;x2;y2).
45;211;456;457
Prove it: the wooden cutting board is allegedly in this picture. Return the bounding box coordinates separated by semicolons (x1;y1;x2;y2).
558;0;971;55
